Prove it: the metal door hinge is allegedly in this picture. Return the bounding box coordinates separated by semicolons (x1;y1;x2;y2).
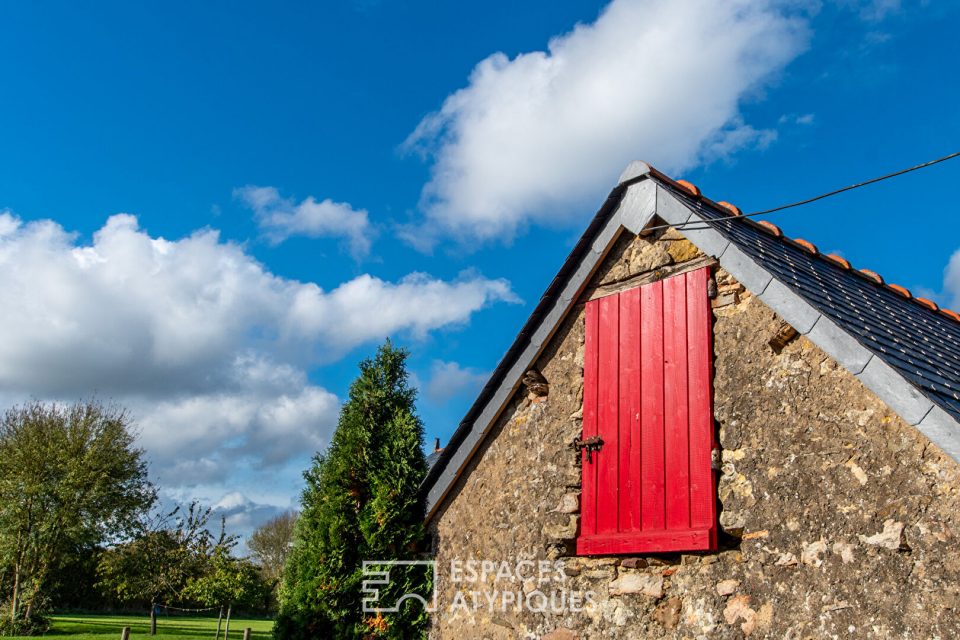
711;448;722;471
707;278;718;299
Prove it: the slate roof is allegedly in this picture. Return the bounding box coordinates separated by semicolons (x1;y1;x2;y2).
660;179;960;424
421;163;960;518
426;449;444;472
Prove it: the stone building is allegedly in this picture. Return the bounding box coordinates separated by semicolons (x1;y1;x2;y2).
419;162;960;639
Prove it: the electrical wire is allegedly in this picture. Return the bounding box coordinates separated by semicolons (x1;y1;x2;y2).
643;150;960;233
158;603;221;613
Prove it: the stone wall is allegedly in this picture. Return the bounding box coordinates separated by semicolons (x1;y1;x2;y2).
428;228;960;639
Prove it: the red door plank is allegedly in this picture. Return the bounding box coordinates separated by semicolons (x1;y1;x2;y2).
639;280;665;531
618;287;642;533
580;299;600;539
575;528;712;556
663;273;691;531
596;294;620;534
686;268;716;543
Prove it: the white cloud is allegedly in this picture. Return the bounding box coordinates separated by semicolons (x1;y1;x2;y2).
211;491;288;546
135;380;339;482
0;213;517;489
700;121;778;161
424;360;489;403
403;0;810;246
779;113;816;126
285;271;520;351
236;185;374;259
944;249;960;311
0;211;19;236
148;491;287;550
913;250;960;313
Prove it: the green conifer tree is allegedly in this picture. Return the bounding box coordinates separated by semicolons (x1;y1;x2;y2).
275;341;430;639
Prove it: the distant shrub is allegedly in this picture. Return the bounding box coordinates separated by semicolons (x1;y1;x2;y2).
0;599;51;637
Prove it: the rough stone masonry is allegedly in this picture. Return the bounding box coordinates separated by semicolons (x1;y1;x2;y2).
428;227;960;639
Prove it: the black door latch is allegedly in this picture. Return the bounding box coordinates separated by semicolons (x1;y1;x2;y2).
574;435;605;462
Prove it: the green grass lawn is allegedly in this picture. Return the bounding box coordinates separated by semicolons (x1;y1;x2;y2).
9;614;273;639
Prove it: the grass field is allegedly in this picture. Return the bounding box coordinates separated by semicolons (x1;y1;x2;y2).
8;614;274;639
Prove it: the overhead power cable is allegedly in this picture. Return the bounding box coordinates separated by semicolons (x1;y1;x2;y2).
158;603;220;613
644;149;960;233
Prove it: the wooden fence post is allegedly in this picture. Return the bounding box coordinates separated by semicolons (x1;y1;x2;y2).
223;604;232;640
243;629;251;640
121;627;131;640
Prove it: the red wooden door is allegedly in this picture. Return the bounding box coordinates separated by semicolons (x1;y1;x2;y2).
577;266;717;555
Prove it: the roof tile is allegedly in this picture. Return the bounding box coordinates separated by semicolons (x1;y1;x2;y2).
717;201;742;216
675;180;701;197
825;253;851;270
757;221;783;237
888;284;912;299
793;238;819;255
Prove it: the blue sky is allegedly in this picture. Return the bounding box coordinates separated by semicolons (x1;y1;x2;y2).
1;0;958;538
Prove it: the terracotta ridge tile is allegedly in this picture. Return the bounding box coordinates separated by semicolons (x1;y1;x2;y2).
756;220;782;237
887;284;912;299
858;269;884;285
675;180;701;197
717;201;742;216
792;238;819;255
825;253;851;270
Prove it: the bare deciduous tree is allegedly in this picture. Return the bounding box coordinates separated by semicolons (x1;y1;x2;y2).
248;511;297;584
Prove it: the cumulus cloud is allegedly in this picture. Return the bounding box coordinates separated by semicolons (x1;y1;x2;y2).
285;271;520;351
236;185;374;259
135;378;339;487
424;360;490;403
212;492;288;544
0;213;516;488
0;211;18;236
944;249;960;311
402;0;810;246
